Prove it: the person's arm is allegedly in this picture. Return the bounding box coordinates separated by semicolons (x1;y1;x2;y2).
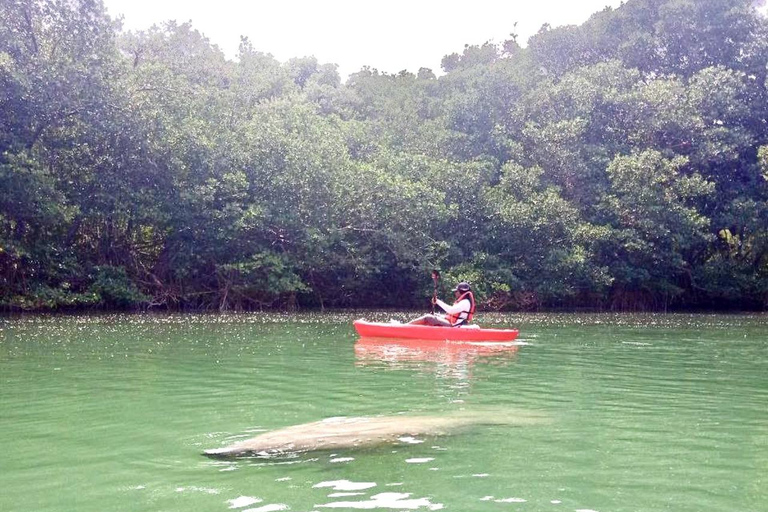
436;298;469;315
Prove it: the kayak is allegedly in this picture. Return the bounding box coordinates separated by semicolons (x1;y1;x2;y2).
353;319;519;342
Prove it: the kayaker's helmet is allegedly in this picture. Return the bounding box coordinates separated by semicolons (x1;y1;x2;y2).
452;282;471;293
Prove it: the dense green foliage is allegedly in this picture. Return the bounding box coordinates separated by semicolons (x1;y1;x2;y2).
2;0;767;311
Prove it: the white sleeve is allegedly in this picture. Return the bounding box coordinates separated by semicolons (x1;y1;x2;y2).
436;298;470;315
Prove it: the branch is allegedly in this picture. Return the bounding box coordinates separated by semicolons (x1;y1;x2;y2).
22;6;39;55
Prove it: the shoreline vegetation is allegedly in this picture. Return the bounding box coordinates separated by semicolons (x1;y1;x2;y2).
2;0;768;313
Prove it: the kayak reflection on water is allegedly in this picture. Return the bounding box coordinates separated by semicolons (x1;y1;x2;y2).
354;336;520;378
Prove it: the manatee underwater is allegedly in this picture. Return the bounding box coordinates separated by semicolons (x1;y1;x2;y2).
203;409;548;458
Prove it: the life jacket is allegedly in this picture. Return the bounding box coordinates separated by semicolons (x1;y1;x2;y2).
446;291;475;326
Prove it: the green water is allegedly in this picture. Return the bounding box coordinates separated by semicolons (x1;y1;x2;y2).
1;312;766;512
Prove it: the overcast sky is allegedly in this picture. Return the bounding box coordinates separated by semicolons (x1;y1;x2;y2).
101;0;648;79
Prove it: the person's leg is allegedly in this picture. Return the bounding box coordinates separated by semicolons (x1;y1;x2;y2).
408;315;429;325
408;314;451;326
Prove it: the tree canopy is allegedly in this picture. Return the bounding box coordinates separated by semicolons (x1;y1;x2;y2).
1;0;767;311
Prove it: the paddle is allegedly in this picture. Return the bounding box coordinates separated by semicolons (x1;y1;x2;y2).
431;269;440;314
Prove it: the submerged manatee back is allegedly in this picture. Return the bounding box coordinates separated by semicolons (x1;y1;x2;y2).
203;408;549;458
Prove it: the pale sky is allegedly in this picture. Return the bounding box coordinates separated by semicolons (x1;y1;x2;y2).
101;0;625;79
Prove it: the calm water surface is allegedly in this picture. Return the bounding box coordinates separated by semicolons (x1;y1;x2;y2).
1;312;766;512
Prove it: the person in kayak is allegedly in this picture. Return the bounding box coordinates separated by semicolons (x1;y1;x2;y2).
408;282;475;327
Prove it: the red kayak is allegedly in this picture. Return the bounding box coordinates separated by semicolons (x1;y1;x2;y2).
353;319;519;342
